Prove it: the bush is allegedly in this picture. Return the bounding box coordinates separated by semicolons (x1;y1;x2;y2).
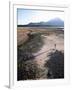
45;50;64;79
17;60;38;80
18;33;44;53
17;33;44;80
17;59;47;80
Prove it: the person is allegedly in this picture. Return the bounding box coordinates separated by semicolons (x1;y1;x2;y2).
54;44;56;50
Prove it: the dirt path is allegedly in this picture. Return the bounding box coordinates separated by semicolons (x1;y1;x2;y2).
33;34;64;79
33;34;64;68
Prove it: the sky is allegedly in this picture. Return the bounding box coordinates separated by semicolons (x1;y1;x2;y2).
17;8;64;25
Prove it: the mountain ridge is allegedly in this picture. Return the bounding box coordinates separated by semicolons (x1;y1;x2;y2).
18;18;64;27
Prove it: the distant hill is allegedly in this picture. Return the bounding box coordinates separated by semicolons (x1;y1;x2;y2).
46;18;64;27
18;18;64;27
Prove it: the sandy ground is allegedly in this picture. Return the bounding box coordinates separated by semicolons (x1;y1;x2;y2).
17;30;30;46
17;31;64;67
33;34;64;78
17;28;64;79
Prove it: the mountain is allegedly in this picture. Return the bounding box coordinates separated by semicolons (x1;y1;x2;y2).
46;18;64;27
18;18;64;27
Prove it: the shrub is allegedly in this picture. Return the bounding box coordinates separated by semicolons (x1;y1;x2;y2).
17;60;38;80
45;50;64;79
17;33;44;80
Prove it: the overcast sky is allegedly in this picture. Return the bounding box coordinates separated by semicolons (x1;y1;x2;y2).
17;8;64;25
